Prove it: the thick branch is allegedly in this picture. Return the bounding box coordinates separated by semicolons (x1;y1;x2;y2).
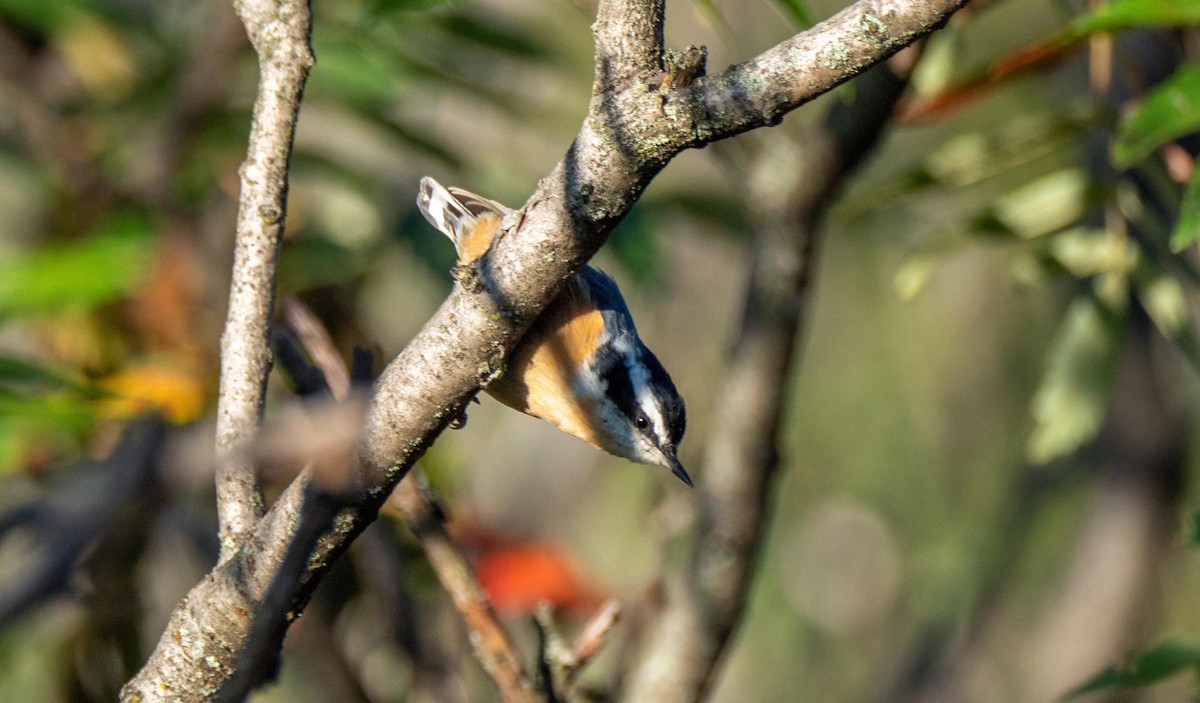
283;298;536;703
214;0;313;559
125;2;968;699
592;0;665;95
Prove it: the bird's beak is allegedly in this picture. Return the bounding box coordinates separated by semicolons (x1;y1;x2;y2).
667;453;693;487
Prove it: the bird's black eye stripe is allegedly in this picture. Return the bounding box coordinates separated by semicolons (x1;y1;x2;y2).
599;355;639;424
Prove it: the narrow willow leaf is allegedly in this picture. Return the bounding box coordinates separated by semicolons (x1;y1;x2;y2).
1026;295;1126;464
1113;64;1200;167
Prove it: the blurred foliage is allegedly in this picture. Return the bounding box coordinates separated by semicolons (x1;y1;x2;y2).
1067;0;1200;35
1113;64;1200;167
0;0;1197;702
0;212;153;319
1065;638;1200;699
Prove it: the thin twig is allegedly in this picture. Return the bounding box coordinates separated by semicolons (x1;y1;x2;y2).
389;480;538;703
279;298;537;703
214;0;314;560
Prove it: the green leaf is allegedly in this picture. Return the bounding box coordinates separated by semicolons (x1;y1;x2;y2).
1065;666;1127;699
1063;639;1200;699
1026;294;1126;464
0;354;97;396
770;0;812;28
0;0;92;32
0;389;96;472
0;212;154;319
1192;511;1200;546
1068;0;1200;37
1131;640;1200;684
1171;158;1200;251
1112;64;1200;167
993;169;1091;239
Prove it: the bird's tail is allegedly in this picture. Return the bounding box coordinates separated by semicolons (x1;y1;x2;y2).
418;177;512;265
417;176;475;251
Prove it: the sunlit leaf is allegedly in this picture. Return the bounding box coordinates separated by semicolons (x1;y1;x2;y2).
1063;639;1200;699
95;365;206;424
0;212;154;319
1050;227;1136;277
1112;64;1200;167
54;16;137;98
1068;0;1200;36
993;169;1091;239
910;26;960;97
1134;270;1200;370
894;255;937;300
1171;158;1200;251
770;0;812;29
1027;294;1126;464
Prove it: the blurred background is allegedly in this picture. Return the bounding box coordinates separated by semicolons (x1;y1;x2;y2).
1;0;1199;701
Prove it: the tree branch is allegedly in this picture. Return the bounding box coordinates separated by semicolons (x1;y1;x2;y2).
622;51;922;702
124;1;969;699
387;480;538;703
282;298;536;703
214;0;314;559
592;0;665;96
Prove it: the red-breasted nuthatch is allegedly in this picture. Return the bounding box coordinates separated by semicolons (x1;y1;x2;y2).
417;177;690;486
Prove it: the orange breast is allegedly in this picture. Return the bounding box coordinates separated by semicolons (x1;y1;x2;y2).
486;277;607;449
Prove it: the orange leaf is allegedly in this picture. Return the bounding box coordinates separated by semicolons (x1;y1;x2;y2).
96;364;206;423
475;542;602;616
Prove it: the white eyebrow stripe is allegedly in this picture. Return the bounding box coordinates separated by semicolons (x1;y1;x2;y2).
628;348;668;443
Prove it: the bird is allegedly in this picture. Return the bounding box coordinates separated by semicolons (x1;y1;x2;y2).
416;176;691;486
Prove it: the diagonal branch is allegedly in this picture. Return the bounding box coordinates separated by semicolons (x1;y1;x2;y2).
282;298;537;703
214;0;314;560
124;2;970;700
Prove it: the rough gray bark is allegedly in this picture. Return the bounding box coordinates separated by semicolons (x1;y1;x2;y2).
214;0;313;560
123;1;969;700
